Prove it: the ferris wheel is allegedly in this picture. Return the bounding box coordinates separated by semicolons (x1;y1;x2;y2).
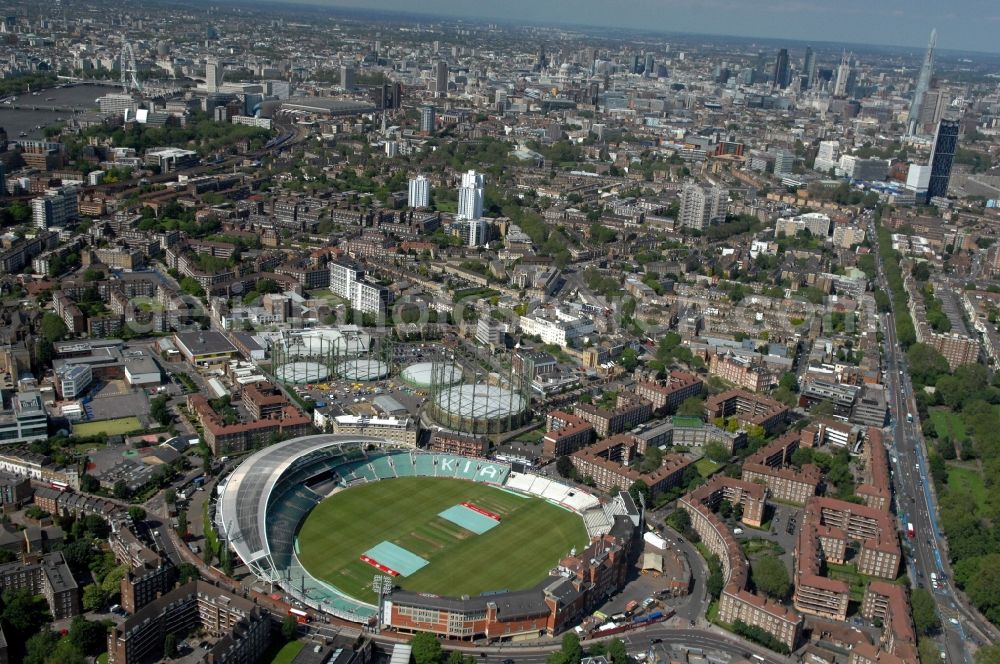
120;42;142;93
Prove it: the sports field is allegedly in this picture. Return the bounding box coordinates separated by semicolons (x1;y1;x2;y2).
72;416;143;437
296;477;587;602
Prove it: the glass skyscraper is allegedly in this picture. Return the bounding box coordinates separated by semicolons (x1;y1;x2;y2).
926;118;959;203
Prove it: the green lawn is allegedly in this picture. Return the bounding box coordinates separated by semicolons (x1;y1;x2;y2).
929;409;967;442
72;417;143;437
695;458;722;478
269;641;304;664
297;477;587;603
307;289;347;303
826;563;869;602
947;464;986;512
743;538;784;558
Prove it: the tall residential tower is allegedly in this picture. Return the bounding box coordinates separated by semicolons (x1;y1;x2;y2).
458;170;484;221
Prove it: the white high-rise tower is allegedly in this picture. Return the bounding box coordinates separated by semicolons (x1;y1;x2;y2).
457;170;484;221
408;175;430;208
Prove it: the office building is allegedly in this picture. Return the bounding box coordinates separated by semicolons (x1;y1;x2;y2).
98;94;138;117
340;64;355;90
518;309;595;348
773;48;790;89
205;58;221;93
679;182;727;231
330;415;417;447
833;52;851;97
458;170;484;221
328;261;390;315
0;391;49;445
814;140;839;173
419;104;435;133
773;150;794;176
926;118;960;203
435;60;448;96
408;175;430;208
803;46;816;89
907;29;937;136
55;364;92;400
31;188;78;229
775;212;832;238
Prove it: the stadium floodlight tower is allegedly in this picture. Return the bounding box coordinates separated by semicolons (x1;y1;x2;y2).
120;42;142;94
372;574;393;632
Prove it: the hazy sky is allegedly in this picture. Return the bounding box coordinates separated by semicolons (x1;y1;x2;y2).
316;0;1000;54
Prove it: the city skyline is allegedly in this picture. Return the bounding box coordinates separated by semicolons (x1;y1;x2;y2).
294;0;1000;54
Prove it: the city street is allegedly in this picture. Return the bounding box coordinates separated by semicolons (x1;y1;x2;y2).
874;231;1000;663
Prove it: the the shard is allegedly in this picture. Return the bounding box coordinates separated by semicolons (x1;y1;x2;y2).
907;29;937;136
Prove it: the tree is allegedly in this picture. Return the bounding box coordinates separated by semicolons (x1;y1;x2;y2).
620;347;639;372
150;395;171;426
80;475;100;493
1;588;51;639
23;630;60;664
975;645;1000;664
910;587;940;636
113;479;130;499
751;557;791;599
810;400;835;418
68;616;109;656
177;562;200;584
906;343;949;386
706;553;725;598
556;455;574;478
81;584;109;611
790;447;814;468
101;564;128;595
281;615;298;641
606;639;628;664
676;395;705;418
59;539;96;575
628;480;651;507
164;632;177;659
40;313;68;343
446;651;466;664
128;506;146;522
177;509;188;536
964;553;1000;623
559;632;583;664
165;488;176;505
410;631;443;664
719;500;733;519
45;639;86;664
665;508;692;538
704;441;730;463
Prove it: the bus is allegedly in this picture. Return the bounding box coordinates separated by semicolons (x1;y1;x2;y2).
288;608;310;624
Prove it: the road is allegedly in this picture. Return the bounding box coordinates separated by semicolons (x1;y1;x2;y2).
873;230;1000;663
304;622;793;664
